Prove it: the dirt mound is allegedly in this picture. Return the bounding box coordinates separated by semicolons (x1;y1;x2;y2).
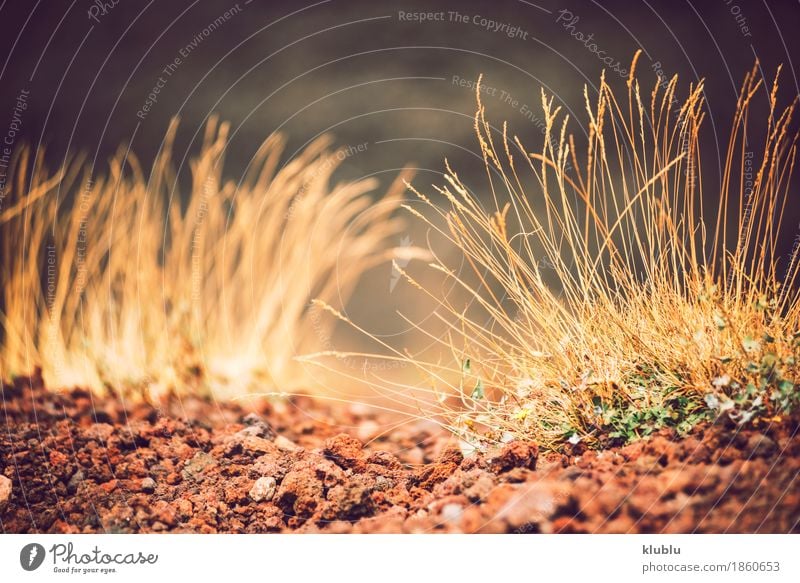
1;375;798;533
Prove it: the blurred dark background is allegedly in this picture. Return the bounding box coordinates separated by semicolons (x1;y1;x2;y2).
1;0;799;365
2;0;797;175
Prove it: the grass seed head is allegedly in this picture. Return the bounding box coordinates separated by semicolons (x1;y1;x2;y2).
0;118;408;399
322;55;800;450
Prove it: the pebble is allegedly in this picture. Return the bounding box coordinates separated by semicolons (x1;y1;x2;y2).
240;435;273;454
249;476;277;502
441;503;463;525
67;470;85;494
374;475;392;491
464;472;495;502
84;423;115;442
348;402;371;416
240;413;276;440
494;480;570;530
324;434;366;470
486;441;539;473
274;435;300;452
357;420;380;443
176;499;193;517
140;477;157;493
100;479;118;493
746;434;777;458
0;475;11;512
404;447;425;465
182;452;216;480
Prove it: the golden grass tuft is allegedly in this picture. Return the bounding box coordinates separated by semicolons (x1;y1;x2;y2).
0;118;408;399
312;54;800;450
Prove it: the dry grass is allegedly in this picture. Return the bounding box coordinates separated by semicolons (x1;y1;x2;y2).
0;117;409;399
312;54;800;450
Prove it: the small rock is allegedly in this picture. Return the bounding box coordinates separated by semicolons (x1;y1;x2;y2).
239;413;276;439
49;450;69;466
249;476;277;502
413;459;460;490
165;472;182;485
323;434;366;470
182;451;216;480
241;435;274;454
503;467;532;483
494;480;570;531
152;500;177;527
274;435;300;452
276;466;324;518
140;477;157;493
464;472;495;502
436;447;464;466
175;498;193;518
323;475;374;520
67;470;85;494
0;475;12;512
367;450;402;469
348;402;371;416
84;423;115;442
441;503;463;525
746;433;777;458
404;447;425;465
487;441;539;473
251;455;288;481
374;475;392;491
357;420;380;443
242;412;262;425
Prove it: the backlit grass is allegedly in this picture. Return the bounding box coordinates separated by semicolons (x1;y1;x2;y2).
0;118;409;399
313;54;800;450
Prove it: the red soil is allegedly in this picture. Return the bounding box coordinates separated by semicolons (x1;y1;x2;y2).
1;373;798;533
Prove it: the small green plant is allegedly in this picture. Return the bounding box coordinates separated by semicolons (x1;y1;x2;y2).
705;327;800;424
592;394;712;443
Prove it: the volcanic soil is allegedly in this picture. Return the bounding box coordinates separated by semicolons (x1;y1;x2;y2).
1;373;798;533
